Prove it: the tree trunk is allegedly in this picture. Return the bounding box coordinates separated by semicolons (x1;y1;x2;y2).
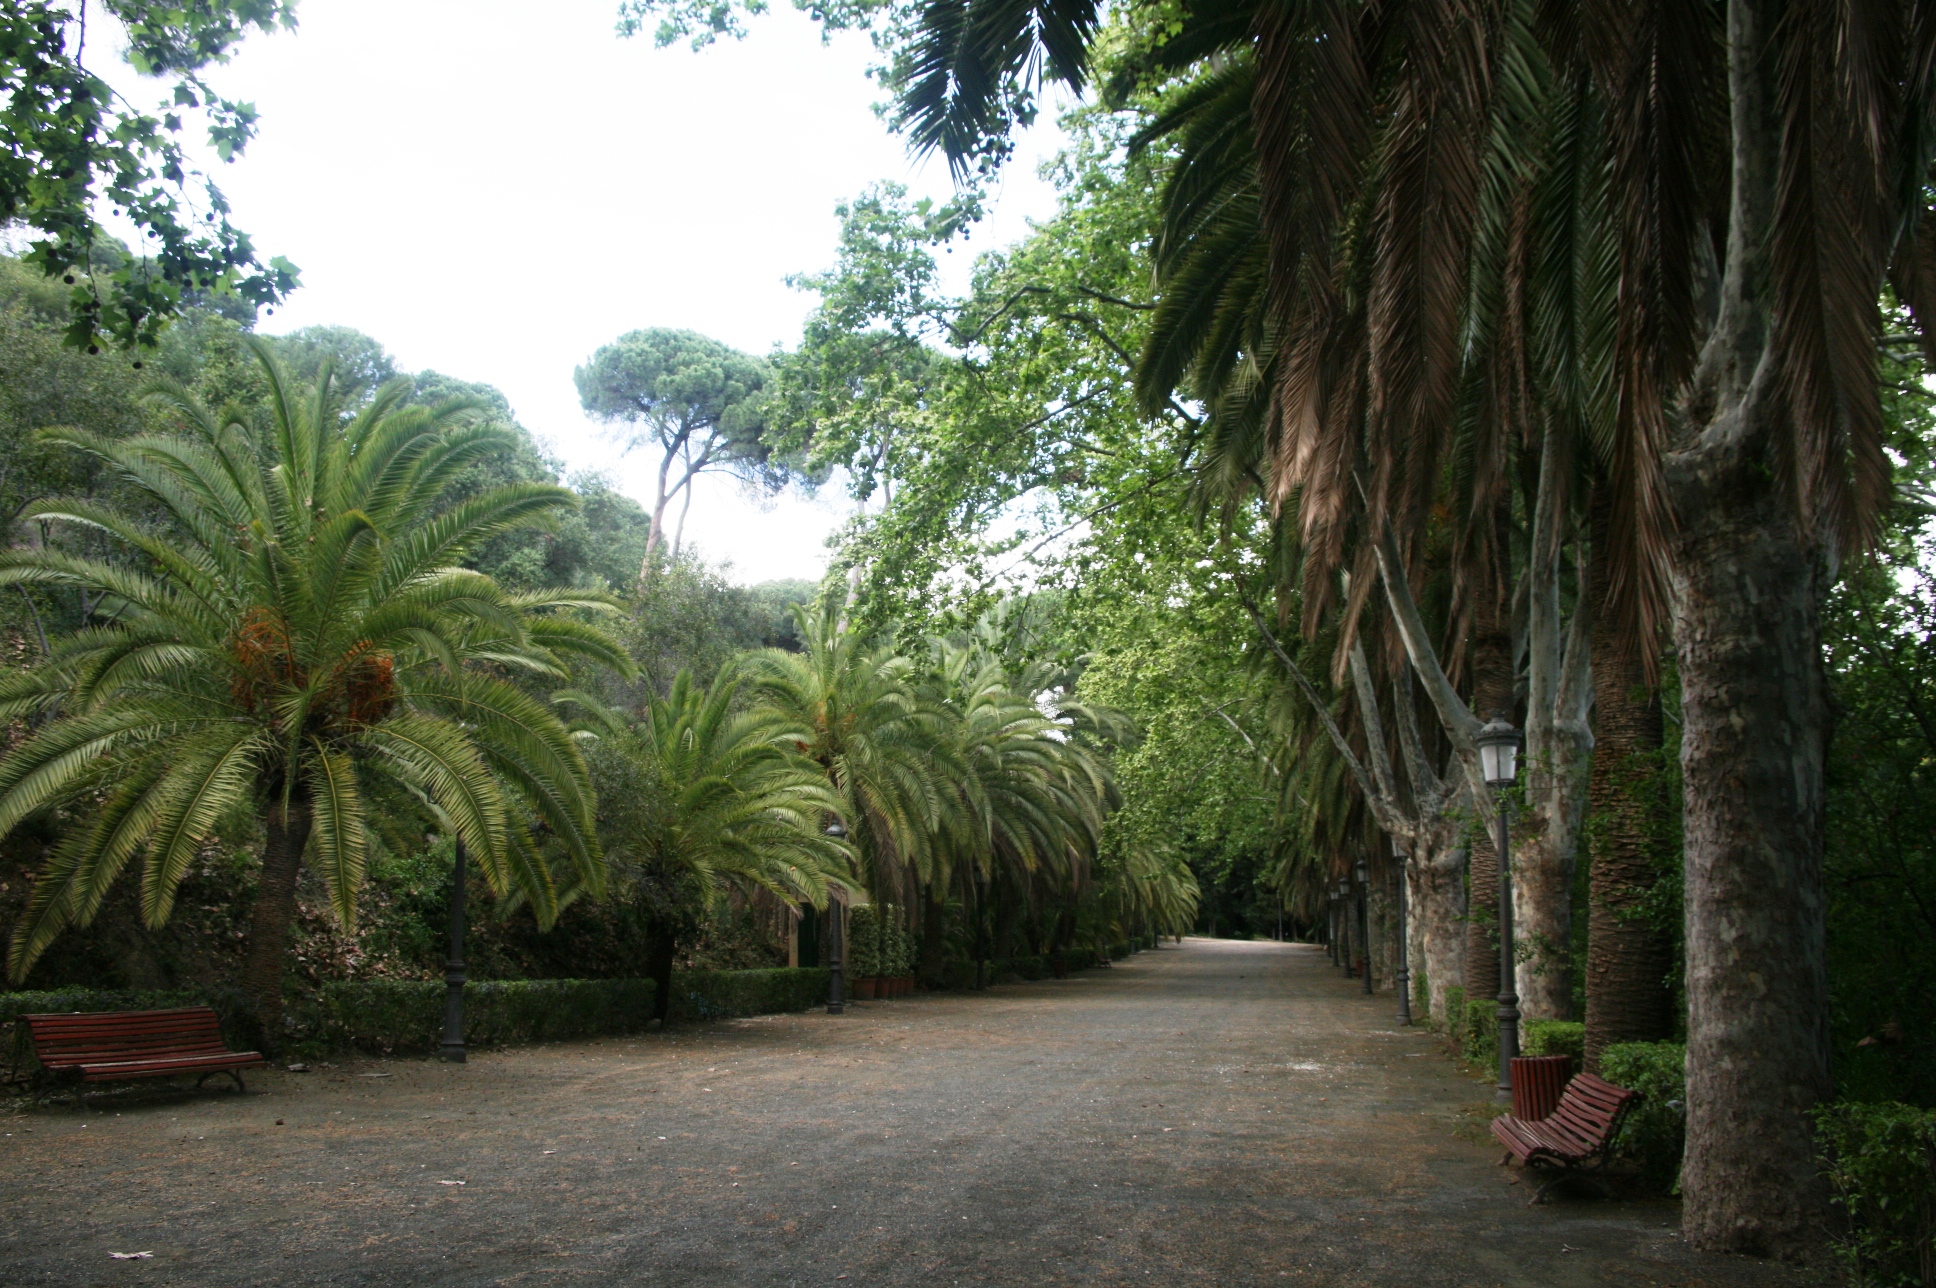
646;920;677;1025
1413;824;1468;1024
241;795;313;1048
1660;0;1831;1253
1583;490;1677;1071
919;890;948;983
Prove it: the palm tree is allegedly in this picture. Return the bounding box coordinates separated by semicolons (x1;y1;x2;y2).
743;604;959;909
0;341;627;1038
571;669;854;1023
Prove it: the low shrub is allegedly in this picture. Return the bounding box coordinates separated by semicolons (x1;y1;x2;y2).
1108;941;1131;961
1443;984;1467;1045
670;968;831;1021
1599;1040;1686;1193
1814;1100;1936;1286
1463;996;1498;1067
1522;1020;1585;1068
320;978;657;1053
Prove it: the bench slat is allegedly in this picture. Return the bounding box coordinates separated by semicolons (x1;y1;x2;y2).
20;1006;262;1097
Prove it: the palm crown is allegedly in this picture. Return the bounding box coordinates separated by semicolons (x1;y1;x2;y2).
0;340;628;1028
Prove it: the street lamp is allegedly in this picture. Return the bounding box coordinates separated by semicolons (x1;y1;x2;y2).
1336;877;1352;976
1392;835;1412;1026
1327;889;1340;966
825;822;846;1015
440;838;468;1064
1477;716;1522;1101
1354;856;1372;995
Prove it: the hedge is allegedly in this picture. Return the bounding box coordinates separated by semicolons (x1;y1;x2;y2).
1463;995;1498;1068
1522;1020;1584;1068
1600;1040;1686;1193
1814;1100;1936;1285
668;968;830;1021
318;977;657;1053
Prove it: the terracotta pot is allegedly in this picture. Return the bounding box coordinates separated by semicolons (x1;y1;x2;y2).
853;976;876;1000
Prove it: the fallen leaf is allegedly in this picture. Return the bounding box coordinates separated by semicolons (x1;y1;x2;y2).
439;1180;466;1186
109;1252;154;1260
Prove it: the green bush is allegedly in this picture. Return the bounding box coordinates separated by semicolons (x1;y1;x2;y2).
1443;984;1467;1044
1599;1040;1686;1193
1814;1100;1936;1286
1108;940;1131;961
670;968;831;1020
320;978;656;1053
1522;1020;1585;1068
1463;996;1498;1067
847;906;883;978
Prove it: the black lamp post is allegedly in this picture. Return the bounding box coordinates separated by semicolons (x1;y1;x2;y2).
825;823;846;1015
1392;835;1412;1026
1336;877;1352;975
1477;716;1522;1101
1326;890;1339;965
1354;856;1373;994
440;838;468;1064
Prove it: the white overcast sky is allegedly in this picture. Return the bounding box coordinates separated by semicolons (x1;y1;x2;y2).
149;0;1067;583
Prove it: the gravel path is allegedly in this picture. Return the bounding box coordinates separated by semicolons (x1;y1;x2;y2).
1;938;1814;1286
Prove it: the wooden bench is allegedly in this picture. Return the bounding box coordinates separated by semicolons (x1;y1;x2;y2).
22;1007;264;1108
1490;1070;1641;1204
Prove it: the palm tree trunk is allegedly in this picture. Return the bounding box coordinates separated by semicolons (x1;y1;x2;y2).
242;794;312;1047
1583;490;1676;1072
919;889;948;983
646;919;677;1025
1662;0;1831;1252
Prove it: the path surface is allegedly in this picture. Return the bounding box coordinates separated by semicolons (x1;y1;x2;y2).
1;939;1813;1286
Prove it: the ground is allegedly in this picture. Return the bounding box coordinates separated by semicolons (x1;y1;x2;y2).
1;938;1815;1286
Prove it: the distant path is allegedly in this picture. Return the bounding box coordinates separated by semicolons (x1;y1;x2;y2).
0;939;1816;1286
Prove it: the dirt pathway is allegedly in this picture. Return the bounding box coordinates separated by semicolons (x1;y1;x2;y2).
1;938;1811;1286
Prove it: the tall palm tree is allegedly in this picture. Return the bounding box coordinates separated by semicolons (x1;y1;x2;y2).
0;341;627;1037
744;604;958;909
571;669;854;1023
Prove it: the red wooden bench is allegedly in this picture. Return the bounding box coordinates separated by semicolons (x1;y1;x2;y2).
22;1007;264;1108
1490;1070;1641;1204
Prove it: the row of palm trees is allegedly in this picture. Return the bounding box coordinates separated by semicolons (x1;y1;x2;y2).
0;342;1194;1037
875;0;1936;1251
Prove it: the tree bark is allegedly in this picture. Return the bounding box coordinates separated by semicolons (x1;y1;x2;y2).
241;794;312;1048
1583;489;1677;1071
1662;0;1832;1252
919;890;948;983
1412;823;1468;1024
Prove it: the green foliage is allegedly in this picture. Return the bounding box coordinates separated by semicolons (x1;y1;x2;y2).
1600;1041;1688;1194
318;978;657;1054
0;341;625;995
0;1;300;349
1443;984;1467;1044
667;967;832;1021
1522;1020;1585;1067
848;904;883;978
1814;1101;1936;1285
1463;997;1498;1069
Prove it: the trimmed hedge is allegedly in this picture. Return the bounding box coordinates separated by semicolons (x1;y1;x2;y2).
1522;1020;1584;1068
1814;1100;1936;1285
1442;984;1467;1045
668;968;830;1021
320;978;657;1053
1600;1040;1686;1193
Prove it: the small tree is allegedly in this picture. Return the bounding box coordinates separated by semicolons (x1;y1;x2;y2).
575;328;779;574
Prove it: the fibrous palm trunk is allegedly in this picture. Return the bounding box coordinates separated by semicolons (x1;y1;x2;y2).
920;890;948;982
241;795;312;1048
1583;490;1676;1071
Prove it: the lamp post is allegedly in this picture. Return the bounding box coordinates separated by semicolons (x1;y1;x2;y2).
825;823;846;1014
1392;835;1412;1026
1354;856;1373;994
1336;878;1352;975
1477;716;1522;1101
440;838;468;1064
1326;890;1339;965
